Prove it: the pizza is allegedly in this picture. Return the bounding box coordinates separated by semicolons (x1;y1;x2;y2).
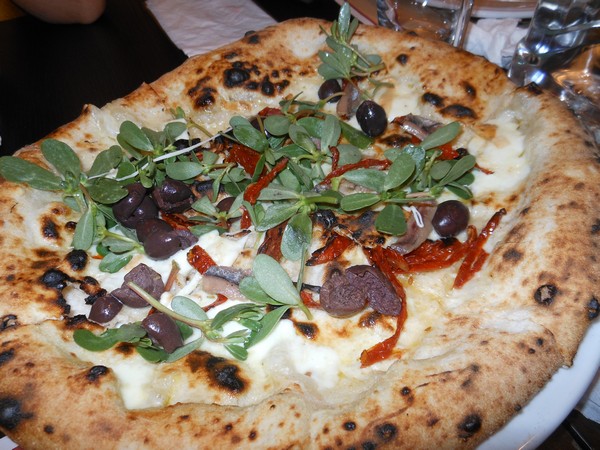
0;5;599;449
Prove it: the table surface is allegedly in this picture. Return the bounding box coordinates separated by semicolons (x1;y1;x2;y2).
0;0;598;448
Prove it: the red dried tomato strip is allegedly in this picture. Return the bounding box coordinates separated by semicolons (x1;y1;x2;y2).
306;233;353;266
225;142;263;176
244;158;289;204
300;290;321;309
404;227;477;272
257;221;287;261
453;209;506;289
240;209;252;230
330;146;340;171
360;312;406;367
162;213;195;231
359;246;408;367
318;159;390;185
187;245;217;275
257;107;282;117
203;294;228;312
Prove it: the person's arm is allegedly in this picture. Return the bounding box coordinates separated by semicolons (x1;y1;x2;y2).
11;0;106;24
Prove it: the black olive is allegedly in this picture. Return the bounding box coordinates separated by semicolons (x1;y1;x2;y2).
356;100;388;137
432;200;470;237
88;295;123;323
135;218;173;243
111;263;165;308
143;230;184;260
173;138;201;151
112;183;158;228
152;178;193;213
142;312;183;353
318;79;342;103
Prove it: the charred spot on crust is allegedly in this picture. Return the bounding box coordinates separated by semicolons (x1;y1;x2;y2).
380;134;412;148
396;54;408;65
66;249;88;271
534;284;558;306
440;104;476;119
44;424;54;434
1;315;17;331
261;77;275;96
422;92;444;107
86;365;109;382
245;33;260;44
376;423;397;442
224;68;250;87
249;430;257;440
457;414;482;439
343;421;357;431
0;349;14;366
224;51;238;59
293;321;318;340
592;220;600;234
461;81;476;97
314;210;338;230
196;87;216;107
187;352;247;394
41;269;72;290
361;441;377;450
42;217;59;239
587;296;599;319
55;296;70;315
64;314;88;327
0;397;31;430
502;248;523;261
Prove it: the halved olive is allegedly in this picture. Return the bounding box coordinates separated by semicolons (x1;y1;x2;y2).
142;312;183;353
318;79;342;103
88;295;123;323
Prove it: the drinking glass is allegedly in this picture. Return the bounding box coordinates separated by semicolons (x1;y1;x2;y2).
508;0;600;141
377;0;475;48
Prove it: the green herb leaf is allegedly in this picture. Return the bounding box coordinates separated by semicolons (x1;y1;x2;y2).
87;146;123;178
375;204;407;235
281;212;312;261
0;156;63;191
171;296;209;321
256;202;300;232
420;122;461;150
41;139;81;180
165;161;204;180
384;152;415;191
253;254;301;306
247;305;291;346
343;168;386;192
118;121;154;152
73;329;119;351
72;205;96;250
264;115;290;136
340;122;373;149
239;276;278;304
98;251;133;273
86;178;128;204
340;192;381;211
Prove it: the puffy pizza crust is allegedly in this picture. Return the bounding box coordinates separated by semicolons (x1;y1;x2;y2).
0;18;598;449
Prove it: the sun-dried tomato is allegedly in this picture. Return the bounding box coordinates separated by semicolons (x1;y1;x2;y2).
359;245;408;367
404;227;477;272
203;294;228;312
257;221;287;261
300;290;321;309
453;209;506;288
244;157;289;204
330;146;340;171
225;142;263;176
360;312;406;367
306;233;353;266
257;107;282;117
187;245;216;274
162;213;195;230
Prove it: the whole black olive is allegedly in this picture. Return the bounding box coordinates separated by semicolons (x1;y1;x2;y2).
142;312;183;353
432;200;470;237
113;183;158;228
318;79;342;103
143;230;184;260
152;178;193;213
173;138;201;151
135;218;173;243
356;100;388;137
88;295;123;323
